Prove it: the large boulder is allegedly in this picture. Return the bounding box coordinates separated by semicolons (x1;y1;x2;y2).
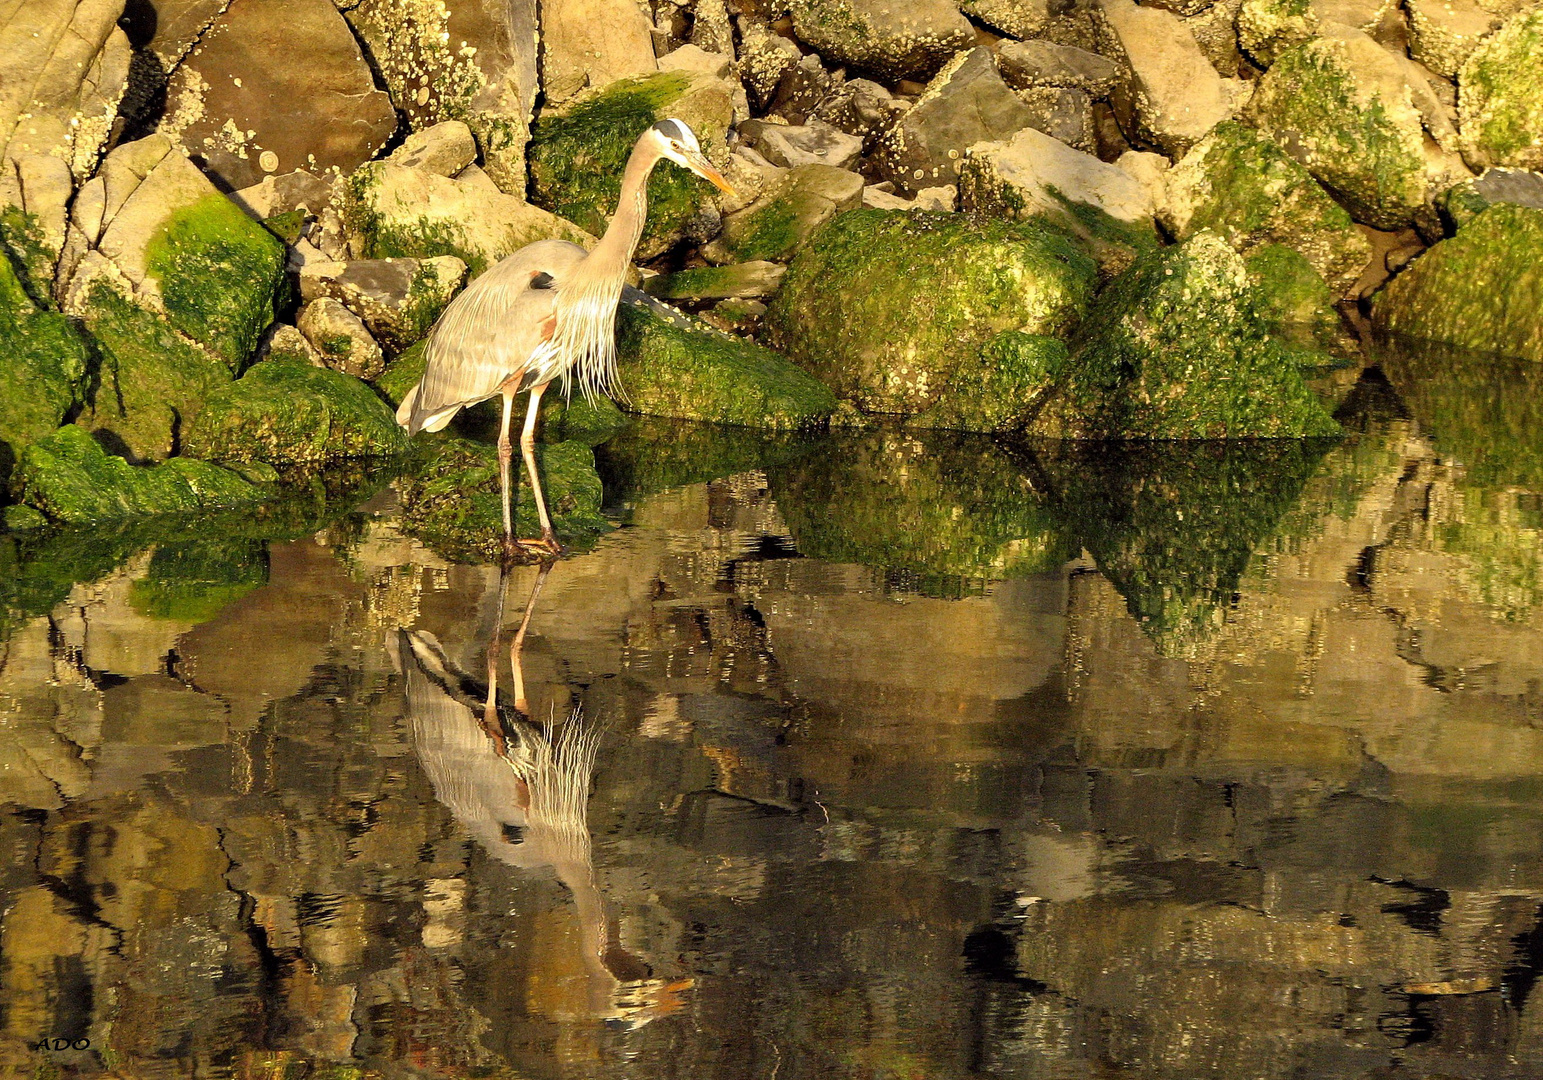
908;331;1072;433
183;359;411;466
1408;0;1505;77
344;0;540;193
1096;0;1236;157
997;40;1121;98
0;260;89;488
343;162;591;278
527;70;735;259
1245;28;1467;229
1372;204;1543;361
763;209;1099;416
1236;0;1400;66
159;0;397;191
1160;121;1372;293
1029;232;1342;438
1458;8;1543;172
785;0;973;82
616;296;838;428
702;164;863;264
538;0;657;103
872;48;1035;196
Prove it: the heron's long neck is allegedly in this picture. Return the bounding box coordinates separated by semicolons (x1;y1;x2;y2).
587;141;660;281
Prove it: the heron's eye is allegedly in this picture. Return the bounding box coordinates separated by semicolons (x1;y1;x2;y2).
670;141;683;151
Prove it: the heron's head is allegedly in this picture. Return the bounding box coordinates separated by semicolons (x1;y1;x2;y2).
649;118;735;196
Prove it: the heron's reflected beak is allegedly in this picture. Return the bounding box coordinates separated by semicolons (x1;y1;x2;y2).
687;153;736;197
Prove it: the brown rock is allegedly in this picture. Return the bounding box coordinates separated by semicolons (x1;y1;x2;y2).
540;0;658;102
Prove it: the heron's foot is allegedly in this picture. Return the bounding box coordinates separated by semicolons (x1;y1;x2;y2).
508;531;563;559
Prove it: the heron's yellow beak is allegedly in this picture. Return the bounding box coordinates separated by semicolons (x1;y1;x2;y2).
688;154;736;197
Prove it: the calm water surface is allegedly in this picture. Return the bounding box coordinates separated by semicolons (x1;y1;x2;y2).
4;353;1543;1079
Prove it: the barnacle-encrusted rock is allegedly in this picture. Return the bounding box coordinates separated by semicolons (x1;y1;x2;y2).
703;164;863;264
1244;243;1353;359
0;259;88;489
345;0;541;193
1458;8;1543;172
184;358;411;466
1372;204;1543;361
873;49;1035;196
763;209;1099;416
960;0;1058;38
1246;27;1467;228
1097;0;1235;157
737;24;804;110
15;426;267;526
527;70;734;259
616;297;838;428
538;0;657;103
387;122;480;177
343;162;591;278
785;0;973;82
299;256;467;352
1160;121;1371;293
1030;232;1341;438
1236;0;1400;66
909;331;1071;433
297;299;384;381
997;40;1121;97
159;0;397;191
1408;0;1504;77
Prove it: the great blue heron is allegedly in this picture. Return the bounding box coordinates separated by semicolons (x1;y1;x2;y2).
395;119;735;557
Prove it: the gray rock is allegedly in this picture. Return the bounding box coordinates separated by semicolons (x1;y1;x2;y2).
1474;167;1543;207
298;298;384;380
659;44;736;80
961;0;1057;39
160;0;397;191
642;261;787;300
119;0;231;69
874;48;1036;195
770;54;844;124
786;0;973;81
1097;0;1234;157
1018;86;1097;154
299;256;468;351
704;164;864;264
540;0;657;101
811;79;905;144
388;122;479;177
997;40;1120;98
749;120;865;170
229;170;334;220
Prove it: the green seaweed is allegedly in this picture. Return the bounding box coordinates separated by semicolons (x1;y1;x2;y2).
909;331;1069;433
0;206;57;306
0;259;88;491
1459;9;1543;171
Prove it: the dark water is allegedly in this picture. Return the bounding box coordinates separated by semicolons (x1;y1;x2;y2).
4;354;1543;1078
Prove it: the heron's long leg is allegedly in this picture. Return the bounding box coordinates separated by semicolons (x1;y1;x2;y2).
509;560;552;716
496;392;516;544
518;381;559;549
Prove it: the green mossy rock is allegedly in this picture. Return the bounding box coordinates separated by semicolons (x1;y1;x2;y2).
15;426;268;525
0;206;58;306
144;192;287;369
1372;204;1543;361
908;331;1069;433
767;431;1077;582
763;209;1098;416
1458;9;1543;172
704;166;862;265
395;435;609;562
1245;244;1352;358
1236;0;1317;65
594;417;817;507
616;300;838;428
0;260;88;491
1161;121;1371;294
127;537;269;623
184;359;411;467
528;71;733;258
75;285;234;462
1032;438;1335;656
1032;232;1342;439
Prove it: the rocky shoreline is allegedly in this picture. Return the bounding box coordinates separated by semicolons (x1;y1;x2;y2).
2;0;1541;558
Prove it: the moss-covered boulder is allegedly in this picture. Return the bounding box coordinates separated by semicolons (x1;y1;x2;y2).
1160;121;1371;294
74;285;234;462
1245;244;1354;359
14;426;270;525
528;70;734;259
702;165;864;265
1372;204;1543;361
1245;29;1463;229
763;209;1098;416
1236;0;1319;66
1031;232;1342;438
395;435;609;562
908;332;1070;433
0;203;61;306
1458;9;1543;172
0;260;88;489
184;359;410;467
766;431;1077;583
616;299;838;428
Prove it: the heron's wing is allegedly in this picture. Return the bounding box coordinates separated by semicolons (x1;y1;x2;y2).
407;241;587;433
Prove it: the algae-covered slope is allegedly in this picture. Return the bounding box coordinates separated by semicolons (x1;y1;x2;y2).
0;260;89;490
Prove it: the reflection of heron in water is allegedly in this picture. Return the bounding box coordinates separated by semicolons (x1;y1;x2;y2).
390;563;690;1025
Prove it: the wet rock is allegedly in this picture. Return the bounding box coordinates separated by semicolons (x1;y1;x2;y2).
1246;27;1467;229
1372;204;1543;361
785;0;973;82
909;331;1072;433
345;0;539;193
539;0;657;102
961;0;1057;39
1017;86;1098;154
616;296;838;427
1438;166;1543;228
388;122;480;177
297;298;384;380
873;49;1035;196
1244;243;1353;359
768;53;844;124
809;79;905;145
1;154;73;300
160;0;397;192
704;298;767;333
395;436;609;562
747;120;864;169
642;261;787;301
1458;9;1543;172
121;0;231;70
0;0;132;181
763;209;1098;415
703;163;863;264
15;426;267;526
1097;0;1235;157
1030;232;1341;438
299;256;467;352
184;358;411;466
527;70;734;259
1160;121;1372;294
997;40;1121;98
1408;0;1503;76
0;260;89;489
343;162;591;278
